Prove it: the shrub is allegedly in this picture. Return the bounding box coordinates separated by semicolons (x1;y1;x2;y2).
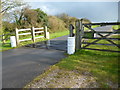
48;16;67;33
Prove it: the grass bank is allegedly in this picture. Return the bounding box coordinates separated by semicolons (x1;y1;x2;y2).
25;35;119;88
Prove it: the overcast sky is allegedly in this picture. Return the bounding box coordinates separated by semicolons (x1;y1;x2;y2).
25;0;119;22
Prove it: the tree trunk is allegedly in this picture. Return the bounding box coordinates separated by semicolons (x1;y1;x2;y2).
0;0;2;35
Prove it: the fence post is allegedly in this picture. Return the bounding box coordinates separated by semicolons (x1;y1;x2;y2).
31;27;35;42
69;24;74;37
44;26;47;38
79;19;83;49
2;34;6;43
68;24;75;54
15;28;19;45
75;20;80;50
75;19;83;51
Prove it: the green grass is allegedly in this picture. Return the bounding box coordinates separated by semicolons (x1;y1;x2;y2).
25;35;119;88
50;30;69;39
112;25;120;30
56;49;119;87
1;30;69;51
84;25;100;31
55;35;119;87
1;44;12;51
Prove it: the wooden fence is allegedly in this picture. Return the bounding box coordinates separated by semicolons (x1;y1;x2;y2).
0;32;15;45
71;20;120;53
15;26;48;45
0;26;48;46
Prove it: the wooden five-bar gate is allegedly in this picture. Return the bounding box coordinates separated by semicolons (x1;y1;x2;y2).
69;19;120;53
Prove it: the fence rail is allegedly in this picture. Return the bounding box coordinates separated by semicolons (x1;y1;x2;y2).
83;22;120;26
0;32;15;44
15;26;48;45
1;26;48;47
35;31;44;34
17;28;31;32
18;32;31;36
19;38;32;42
73;20;120;53
34;27;44;30
82;47;120;53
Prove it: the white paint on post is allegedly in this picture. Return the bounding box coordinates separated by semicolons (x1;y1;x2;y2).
15;28;19;45
44;26;47;38
31;27;35;42
47;40;50;46
46;32;50;39
10;36;16;47
67;37;75;55
94;33;97;38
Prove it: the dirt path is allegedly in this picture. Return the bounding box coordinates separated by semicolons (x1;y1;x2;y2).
25;66;99;88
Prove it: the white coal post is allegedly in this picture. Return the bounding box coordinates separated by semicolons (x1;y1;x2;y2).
10;36;16;47
46;32;50;39
67;37;75;55
94;33;97;38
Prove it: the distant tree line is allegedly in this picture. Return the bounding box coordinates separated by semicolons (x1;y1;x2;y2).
1;0;91;34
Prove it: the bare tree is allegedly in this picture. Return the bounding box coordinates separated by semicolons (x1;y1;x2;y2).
0;0;25;34
0;0;2;34
1;0;25;14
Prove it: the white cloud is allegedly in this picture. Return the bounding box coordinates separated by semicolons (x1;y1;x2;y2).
24;0;119;2
40;5;54;14
39;5;61;15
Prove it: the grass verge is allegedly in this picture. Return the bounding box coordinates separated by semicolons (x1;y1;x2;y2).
112;25;120;30
25;35;119;88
